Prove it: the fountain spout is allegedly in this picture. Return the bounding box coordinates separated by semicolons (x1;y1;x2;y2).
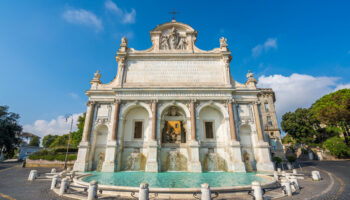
128;149;142;171
207;152;219;172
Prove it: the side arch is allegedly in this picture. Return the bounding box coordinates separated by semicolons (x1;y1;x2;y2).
197;101;229;119
120;101;152;119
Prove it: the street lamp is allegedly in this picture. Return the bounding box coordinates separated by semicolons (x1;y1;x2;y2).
64;114;74;169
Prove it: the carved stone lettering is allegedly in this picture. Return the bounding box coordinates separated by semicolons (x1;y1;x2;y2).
124;60;225;85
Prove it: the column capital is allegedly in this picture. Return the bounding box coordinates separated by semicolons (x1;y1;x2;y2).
114;98;121;104
190;98;197;103
116;56;126;67
86;100;96;106
152;99;158;104
225;99;236;105
253;100;261;105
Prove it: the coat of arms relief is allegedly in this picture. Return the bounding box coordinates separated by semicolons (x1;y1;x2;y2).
160;27;187;50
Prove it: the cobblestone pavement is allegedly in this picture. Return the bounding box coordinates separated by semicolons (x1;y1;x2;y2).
304;160;349;200
0;160;349;200
278;161;342;200
0;161;71;200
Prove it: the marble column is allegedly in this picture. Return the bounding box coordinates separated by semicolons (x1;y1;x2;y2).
102;100;120;172
188;100;202;172
190;100;197;141
82;101;96;142
111;101;120;141
252;101;264;141
227;101;246;172
145;100;159;172
151;100;157;140
252;101;275;172
227;101;237;141
74;101;95;172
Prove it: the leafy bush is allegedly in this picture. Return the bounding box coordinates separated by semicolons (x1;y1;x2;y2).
28;149;77;161
323;136;350;158
273;156;282;163
287;156;297;163
52;146;78;153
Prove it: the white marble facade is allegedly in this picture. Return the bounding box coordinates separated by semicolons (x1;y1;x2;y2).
74;20;277;173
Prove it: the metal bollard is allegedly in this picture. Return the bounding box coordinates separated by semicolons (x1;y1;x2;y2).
201;183;212;200
289;176;300;192
251;181;263;200
88;180;98;200
281;179;292;196
312;171;321;181
139;182;149;200
51;168;57;173
292;169;297;175
274;171;279;181
28;170;38;181
59;178;69;196
51;175;59;190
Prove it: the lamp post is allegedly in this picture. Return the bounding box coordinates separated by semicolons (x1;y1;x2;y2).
64;114;74;169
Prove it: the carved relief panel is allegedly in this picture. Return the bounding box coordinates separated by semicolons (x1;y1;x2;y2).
159;27;188;50
95;104;112;124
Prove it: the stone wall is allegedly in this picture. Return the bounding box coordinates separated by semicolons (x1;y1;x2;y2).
25;159;75;168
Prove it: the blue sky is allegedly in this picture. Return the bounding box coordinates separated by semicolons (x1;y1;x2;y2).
1;1;349;137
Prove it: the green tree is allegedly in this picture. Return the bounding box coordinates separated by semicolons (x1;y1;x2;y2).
311;89;350;146
42;134;59;148
281;108;320;145
70;113;85;147
49;113;86;148
0;105;22;158
49;134;69;148
323;136;350;158
29;136;40;147
281;134;296;144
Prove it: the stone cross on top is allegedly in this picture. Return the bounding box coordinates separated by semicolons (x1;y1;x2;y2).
168;8;179;21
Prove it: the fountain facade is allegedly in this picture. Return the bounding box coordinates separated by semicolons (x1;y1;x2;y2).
74;20;280;173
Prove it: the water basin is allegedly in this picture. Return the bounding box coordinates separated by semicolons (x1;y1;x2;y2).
83;171;270;188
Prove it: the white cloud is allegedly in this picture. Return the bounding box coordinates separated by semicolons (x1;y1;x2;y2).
252;38;277;57
23;113;83;138
63;8;103;31
105;0;136;24
257;73;339;119
69;92;79;100
334;83;350;91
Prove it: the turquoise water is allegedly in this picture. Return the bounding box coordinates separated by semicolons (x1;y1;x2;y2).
83;171;270;188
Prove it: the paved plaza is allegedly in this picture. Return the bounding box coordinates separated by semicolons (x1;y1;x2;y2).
0;160;349;200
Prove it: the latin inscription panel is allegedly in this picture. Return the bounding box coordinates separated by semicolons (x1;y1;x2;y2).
124;60;225;86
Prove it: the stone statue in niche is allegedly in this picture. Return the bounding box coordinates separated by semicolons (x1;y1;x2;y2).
160;27;187;50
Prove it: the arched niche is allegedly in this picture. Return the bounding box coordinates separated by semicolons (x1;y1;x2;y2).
239;124;257;171
160;105;188;144
121;106;150;142
198;106;225;142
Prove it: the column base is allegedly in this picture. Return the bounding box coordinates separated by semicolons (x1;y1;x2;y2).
145;141;159;172
255;141;275;172
188;140;202;172
228;140;246;172
73;141;90;172
101;141;118;172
